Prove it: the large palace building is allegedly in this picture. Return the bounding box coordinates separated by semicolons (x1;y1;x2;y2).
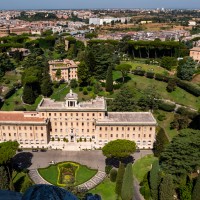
0;90;157;150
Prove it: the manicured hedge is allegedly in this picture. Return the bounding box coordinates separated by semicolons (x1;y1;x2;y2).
133;69;145;76
176;80;200;97
146;72;155;79
158;100;176;112
176;106;198;119
4;87;16;99
154;73;169;82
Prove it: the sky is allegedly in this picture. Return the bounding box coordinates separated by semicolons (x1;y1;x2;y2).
0;0;200;10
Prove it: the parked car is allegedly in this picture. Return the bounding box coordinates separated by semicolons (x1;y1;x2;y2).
40;149;47;152
32;149;38;152
49;161;55;165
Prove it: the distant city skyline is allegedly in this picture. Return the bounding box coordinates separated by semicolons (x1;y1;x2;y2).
0;0;200;10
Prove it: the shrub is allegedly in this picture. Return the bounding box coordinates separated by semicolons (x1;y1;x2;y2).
155;73;169;82
140;172;151;200
113;83;122;90
70;79;78;88
79;87;83;91
176;106;198;119
4;80;10;84
157;114;167;121
87;86;92;91
4;87;16;99
14;106;26;111
158;101;176;112
146;71;155;79
105;165;112;175
166;78;177;93
53;82;60;88
176;79;200;97
110;169;117;182
83;88;88;95
133;69;145;76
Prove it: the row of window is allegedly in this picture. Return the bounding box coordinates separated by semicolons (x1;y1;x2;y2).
54;122;95;126
99;133;152;138
53;128;95;133
0;126;44;131
1;133;44;137
42;112;102;117
99;127;153;131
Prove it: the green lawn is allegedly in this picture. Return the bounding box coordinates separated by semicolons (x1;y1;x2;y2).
132;155;158;183
122;61;168;74
38;162;97;186
1;88;42;111
38;165;58;185
125;74;200;110
90;178;119;200
12;171;33;192
51;84;69;101
154;110;178;139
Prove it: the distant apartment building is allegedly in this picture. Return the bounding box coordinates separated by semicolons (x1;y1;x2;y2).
190;47;200;62
89;17;131;25
49;59;79;82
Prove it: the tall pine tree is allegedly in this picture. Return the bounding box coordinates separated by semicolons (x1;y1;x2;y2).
150;160;160;200
0;166;9;190
192;174;200;200
159;174;174;200
105;65;113;92
115;162;125;197
121;163;133;200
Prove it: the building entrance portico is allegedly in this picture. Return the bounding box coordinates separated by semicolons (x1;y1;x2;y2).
69;128;76;142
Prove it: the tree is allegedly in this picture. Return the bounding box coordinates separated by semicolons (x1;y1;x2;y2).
121;163;134;200
41;73;53;97
166;78;177;92
111;86;137;111
20;175;33;193
70;79;78;88
170;114;189;130
153;127;169;157
0;53;15;76
55;69;61;79
105;65;113;92
192;174;200;200
102;139;136;159
22;84;37;104
77;62;90;86
110;168;117;182
115;64;131;83
160;129;200;177
115;163;125;197
0;166;9;190
160;56;177;70
177;57;196;81
0;141;19;190
159;174;174;200
150;160;160;200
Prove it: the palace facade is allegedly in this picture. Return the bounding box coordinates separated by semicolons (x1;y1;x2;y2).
0;90;157;150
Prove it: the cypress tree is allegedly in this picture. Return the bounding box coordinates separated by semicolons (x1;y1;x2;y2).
110;168;117;182
0;166;9;190
22;84;36;104
41;78;53;97
153;127;169;157
150;160;160;200
192;174;200;200
115;163;125;197
121;163;134;200
105;65;113;92
159;174;174;200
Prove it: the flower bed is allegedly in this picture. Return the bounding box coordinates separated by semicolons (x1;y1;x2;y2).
57;162;79;187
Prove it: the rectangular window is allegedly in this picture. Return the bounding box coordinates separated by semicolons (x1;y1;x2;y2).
100;127;102;131
127;134;129;137
111;134;113;137
41;127;43;130
116;134;118;138
149;134;151;137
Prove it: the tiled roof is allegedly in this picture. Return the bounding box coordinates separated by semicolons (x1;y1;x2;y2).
0;112;44;122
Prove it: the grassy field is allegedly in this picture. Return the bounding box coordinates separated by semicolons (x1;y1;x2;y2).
132;155;158;183
122;61;168;74
125;74;200;110
154;110;178;139
38;162;97;186
1;88;42;111
90;178;119;200
50;84;69;101
12;171;33;192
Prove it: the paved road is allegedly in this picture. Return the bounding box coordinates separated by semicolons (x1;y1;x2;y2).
22;149;152;200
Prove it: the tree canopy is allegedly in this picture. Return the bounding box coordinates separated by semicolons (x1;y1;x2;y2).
115;63;131;82
160;129;200;177
102;139;136;159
